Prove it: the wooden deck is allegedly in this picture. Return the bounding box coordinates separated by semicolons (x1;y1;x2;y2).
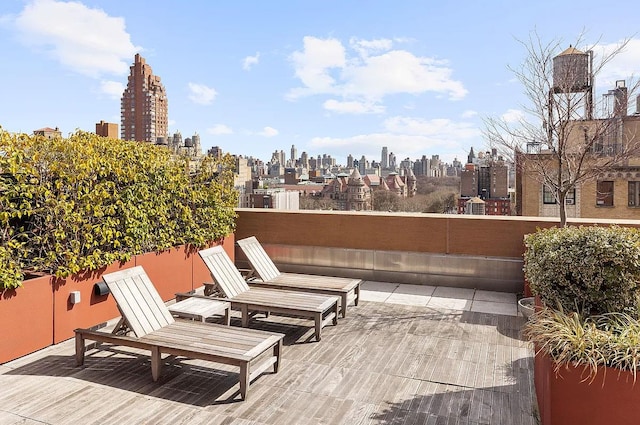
0;296;536;424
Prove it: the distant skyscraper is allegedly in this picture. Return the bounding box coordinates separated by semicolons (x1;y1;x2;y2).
389;152;397;170
300;151;309;169
208;146;223;159
270;150;281;164
381;146;388;169
291;145;297;164
359;155;367;175
121;54;168;143
347;154;354;168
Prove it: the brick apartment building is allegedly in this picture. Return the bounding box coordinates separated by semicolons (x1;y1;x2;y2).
458;149;511;215
121;54;168;143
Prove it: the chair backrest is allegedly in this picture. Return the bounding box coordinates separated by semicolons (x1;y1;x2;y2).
236;236;281;281
198;245;250;298
102;266;175;338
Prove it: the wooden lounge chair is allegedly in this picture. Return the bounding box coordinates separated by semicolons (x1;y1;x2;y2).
74;266;283;401
198;246;340;341
236;236;362;318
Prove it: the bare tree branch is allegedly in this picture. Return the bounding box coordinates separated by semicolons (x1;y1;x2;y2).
483;30;639;225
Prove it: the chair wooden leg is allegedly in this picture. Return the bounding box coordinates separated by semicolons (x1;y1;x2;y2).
150;347;162;381
340;294;348;318
274;339;282;373
241;305;249;327
239;363;249;400
224;308;231;326
75;333;85;366
315;313;322;341
354;286;360;306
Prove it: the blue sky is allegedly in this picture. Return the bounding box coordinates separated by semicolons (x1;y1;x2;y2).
1;0;639;165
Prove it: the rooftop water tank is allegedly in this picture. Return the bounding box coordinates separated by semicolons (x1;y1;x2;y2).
552;46;590;93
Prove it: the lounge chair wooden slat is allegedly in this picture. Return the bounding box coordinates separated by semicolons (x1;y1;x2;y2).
199;246;340;341
75;266;284;401
236;236;363;318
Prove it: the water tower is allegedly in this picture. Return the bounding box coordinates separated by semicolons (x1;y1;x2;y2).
551;45;594;119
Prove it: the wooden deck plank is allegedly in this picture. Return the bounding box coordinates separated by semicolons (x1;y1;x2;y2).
2;299;536;424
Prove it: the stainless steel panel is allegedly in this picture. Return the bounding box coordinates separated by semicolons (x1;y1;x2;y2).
268;245;374;270
259;244;524;293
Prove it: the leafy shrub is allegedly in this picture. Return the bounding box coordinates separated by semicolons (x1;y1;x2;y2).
0;129;237;290
524;225;640;316
0;246;24;290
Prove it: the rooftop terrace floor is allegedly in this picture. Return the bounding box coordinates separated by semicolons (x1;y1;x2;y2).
0;282;537;425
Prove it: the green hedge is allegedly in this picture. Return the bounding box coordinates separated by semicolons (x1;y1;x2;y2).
524;225;640;316
0;129;237;290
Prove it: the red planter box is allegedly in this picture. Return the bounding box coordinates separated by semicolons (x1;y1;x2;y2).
1;238;233;364
0;274;54;363
535;351;640;425
52;259;134;343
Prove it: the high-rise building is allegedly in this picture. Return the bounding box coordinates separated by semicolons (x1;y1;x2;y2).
208;146;223;159
300;151;309;169
121;54;168;143
381;146;388;169
459;148;510;215
347;154;354;168
291;145;297;164
389;152;397;170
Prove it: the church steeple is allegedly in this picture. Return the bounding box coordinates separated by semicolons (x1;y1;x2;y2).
467;147;475;164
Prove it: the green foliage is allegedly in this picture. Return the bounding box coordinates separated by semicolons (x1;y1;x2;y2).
525;307;640;380
524;225;640;316
0;128;237;290
0;246;24;290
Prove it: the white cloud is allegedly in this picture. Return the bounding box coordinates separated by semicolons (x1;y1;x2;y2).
257;126;279;137
594;38;640;90
188;82;217;105
310;133;458;159
99;80;124;99
288;36;346;98
309;115;480;160
343;50;467;100
11;0;140;77
207;124;233;135
287;36;467;105
349;37;393;57
243;52;260;70
461;110;478;118
323;99;385;114
383;116;480;139
501;109;525;123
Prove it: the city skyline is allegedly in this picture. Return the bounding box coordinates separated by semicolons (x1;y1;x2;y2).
1;1;640;165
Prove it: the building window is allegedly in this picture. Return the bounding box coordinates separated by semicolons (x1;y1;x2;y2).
543;185;556;204
543;185;576;205
629;182;640;207
596;181;614;206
